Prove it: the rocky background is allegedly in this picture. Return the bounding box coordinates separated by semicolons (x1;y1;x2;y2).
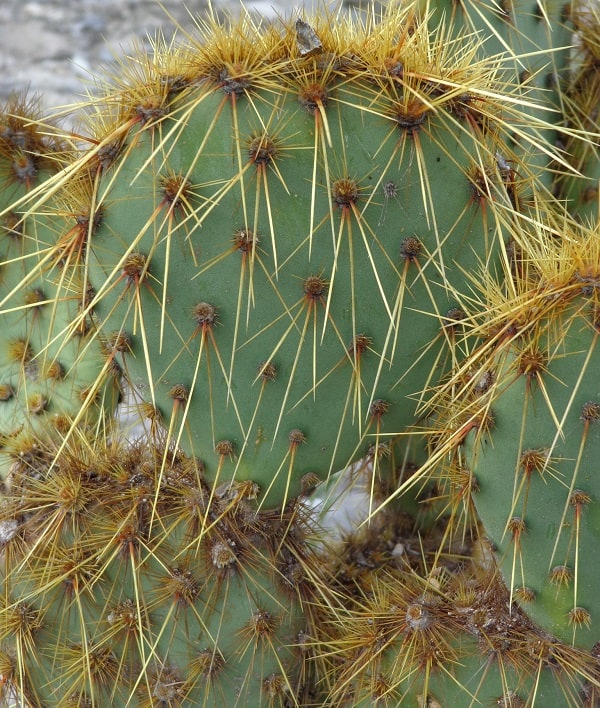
0;0;305;118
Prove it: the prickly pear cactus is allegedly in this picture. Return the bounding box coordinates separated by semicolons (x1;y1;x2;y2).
54;4;565;509
2;3;598;706
448;218;600;650
0;94;121;481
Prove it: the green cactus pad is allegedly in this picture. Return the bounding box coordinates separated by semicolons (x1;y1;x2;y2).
456;220;600;650
55;4;564;509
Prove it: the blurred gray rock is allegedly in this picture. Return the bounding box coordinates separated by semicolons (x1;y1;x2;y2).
0;0;302;115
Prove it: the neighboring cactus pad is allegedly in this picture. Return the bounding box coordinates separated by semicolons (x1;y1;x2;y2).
0;94;121;481
441;217;600;650
554;0;600;221
421;0;573;193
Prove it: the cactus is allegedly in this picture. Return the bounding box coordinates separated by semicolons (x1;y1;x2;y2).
0;94;121;481
2;1;600;706
0;431;331;705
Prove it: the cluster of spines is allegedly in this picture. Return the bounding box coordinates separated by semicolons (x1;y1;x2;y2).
298;532;600;706
0;432;335;705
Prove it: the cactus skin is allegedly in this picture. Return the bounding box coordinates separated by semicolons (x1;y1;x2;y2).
0;95;121;481
59;4;563;510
